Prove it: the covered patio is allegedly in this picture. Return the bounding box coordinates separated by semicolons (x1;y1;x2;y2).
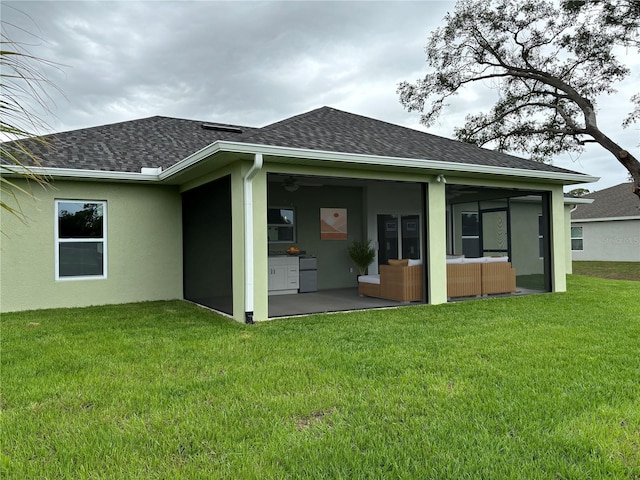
177;107;595;322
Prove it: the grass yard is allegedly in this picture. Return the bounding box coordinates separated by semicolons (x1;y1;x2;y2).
2;275;639;479
573;261;640;282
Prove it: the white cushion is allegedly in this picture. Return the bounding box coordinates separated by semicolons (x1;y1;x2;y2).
483;256;508;263
407;259;423;266
446;257;465;264
462;257;483;264
358;274;380;285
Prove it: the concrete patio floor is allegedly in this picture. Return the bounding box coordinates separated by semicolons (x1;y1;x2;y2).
268;288;415;318
267;286;544;318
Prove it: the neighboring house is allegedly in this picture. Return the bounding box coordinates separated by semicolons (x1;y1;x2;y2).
1;106;597;321
570;183;640;262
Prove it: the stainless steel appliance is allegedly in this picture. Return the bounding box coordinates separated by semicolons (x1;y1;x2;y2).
298;256;317;293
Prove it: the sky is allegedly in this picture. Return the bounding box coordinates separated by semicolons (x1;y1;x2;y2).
2;1;639;192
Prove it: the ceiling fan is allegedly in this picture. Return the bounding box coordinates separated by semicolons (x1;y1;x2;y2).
282;176;323;192
446;186;480;198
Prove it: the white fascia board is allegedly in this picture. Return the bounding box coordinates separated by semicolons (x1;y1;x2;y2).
3;140;599;185
163;140;598;185
1;165;159;182
564;197;595;205
159;142;223;180
572;216;640;223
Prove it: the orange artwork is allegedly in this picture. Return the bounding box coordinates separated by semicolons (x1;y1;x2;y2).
320;208;347;240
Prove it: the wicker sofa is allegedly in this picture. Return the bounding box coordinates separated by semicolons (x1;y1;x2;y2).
447;256;516;298
358;259;423;302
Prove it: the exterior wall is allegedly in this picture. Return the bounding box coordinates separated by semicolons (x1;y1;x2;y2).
571;219;640;262
1;179;183;312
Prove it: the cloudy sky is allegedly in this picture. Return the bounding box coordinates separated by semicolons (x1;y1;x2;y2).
3;1;638;192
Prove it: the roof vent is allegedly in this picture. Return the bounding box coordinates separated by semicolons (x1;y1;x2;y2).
201;123;243;134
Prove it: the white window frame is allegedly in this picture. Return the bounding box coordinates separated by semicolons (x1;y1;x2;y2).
571;225;584;251
267;206;296;244
55;199;107;281
461;211;480;257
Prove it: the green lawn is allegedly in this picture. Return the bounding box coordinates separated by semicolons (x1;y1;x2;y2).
2;276;639;479
573;261;640;282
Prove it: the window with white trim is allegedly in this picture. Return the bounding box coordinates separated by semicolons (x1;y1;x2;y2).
55;200;107;279
571;226;583;251
267;207;295;243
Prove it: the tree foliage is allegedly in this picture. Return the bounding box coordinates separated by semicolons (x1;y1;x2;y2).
1;15;60;224
398;0;640;200
567;188;590;197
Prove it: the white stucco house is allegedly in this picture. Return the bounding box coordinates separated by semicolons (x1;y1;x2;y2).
570;183;640;262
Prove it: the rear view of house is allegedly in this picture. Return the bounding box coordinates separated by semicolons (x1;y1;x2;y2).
1;107;597;321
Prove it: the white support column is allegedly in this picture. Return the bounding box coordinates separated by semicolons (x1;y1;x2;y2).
426;180;448;304
251;170;269;321
550;186;567;292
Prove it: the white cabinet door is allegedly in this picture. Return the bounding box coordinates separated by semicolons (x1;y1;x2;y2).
268;257;299;294
268;264;287;290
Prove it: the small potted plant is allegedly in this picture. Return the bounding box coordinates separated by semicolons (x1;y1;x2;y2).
347;239;376;276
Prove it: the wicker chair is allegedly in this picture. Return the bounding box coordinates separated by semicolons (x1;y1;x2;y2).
358;263;423;302
446;263;482;298
481;262;516;295
446;257;516;298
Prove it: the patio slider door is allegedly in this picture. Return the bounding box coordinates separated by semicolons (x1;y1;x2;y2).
480;207;511;258
377;214;420;265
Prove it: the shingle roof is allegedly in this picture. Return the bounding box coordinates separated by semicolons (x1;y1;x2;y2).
3;116;256;173
571;183;640;219
240;107;578;174
2;106;584;176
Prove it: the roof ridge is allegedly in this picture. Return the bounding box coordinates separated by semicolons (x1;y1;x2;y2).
233;106;331;143
262;106;333;130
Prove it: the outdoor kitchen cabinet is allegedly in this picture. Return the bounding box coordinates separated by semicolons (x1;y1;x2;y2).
268;256;299;295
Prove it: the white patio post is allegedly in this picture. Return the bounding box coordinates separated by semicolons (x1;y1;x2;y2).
550;186;567;292
426;179;448;304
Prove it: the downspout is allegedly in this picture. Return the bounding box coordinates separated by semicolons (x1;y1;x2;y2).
244;153;263;324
